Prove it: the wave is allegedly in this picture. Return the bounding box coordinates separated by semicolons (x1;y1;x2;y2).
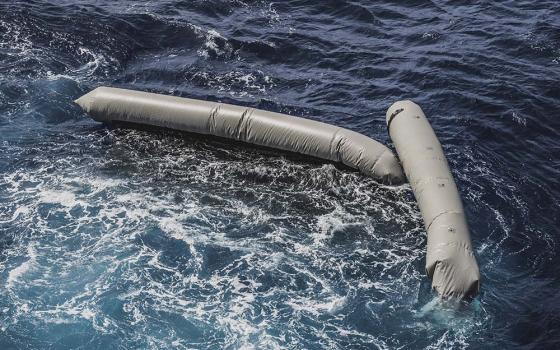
1;0;560;348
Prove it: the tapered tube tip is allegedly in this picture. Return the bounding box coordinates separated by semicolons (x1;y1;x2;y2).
74;89;98;113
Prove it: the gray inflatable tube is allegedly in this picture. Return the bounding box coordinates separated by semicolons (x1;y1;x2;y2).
387;101;480;299
75;87;479;299
75;87;404;184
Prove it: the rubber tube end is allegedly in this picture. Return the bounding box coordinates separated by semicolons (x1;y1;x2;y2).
74;89;99;113
431;258;480;300
373;150;406;185
386;100;423;127
426;229;480;300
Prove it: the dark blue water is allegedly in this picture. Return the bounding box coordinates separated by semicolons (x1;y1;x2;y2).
1;1;559;349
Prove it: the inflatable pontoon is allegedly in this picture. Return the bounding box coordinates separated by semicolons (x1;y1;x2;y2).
387;101;479;298
75;87;480;299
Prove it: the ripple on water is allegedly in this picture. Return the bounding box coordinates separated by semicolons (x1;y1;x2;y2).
1;0;560;349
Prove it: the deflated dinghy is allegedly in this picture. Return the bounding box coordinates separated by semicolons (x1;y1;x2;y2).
75;86;405;184
75;87;480;299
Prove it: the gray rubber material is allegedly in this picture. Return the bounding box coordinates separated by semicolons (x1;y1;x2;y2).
386;100;480;299
75;87;405;184
74;87;479;298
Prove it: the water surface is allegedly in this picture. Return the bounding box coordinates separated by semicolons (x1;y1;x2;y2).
1;1;559;349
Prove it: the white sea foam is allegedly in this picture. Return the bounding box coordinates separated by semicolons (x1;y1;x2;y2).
196;28;233;59
39;190;78;207
0;127;490;348
192;69;275;98
7;245;37;289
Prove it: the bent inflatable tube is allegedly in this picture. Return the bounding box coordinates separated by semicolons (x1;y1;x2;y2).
386;101;480;299
75;87;405;184
74;87;479;298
